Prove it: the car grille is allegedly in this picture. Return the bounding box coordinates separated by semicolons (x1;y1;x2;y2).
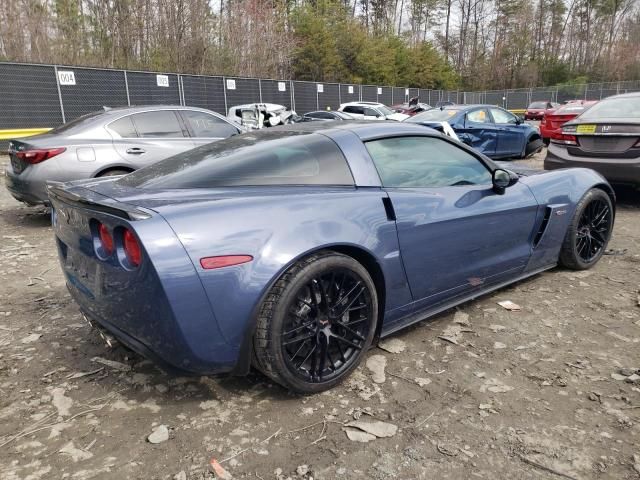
10;154;27;174
579;136;637;153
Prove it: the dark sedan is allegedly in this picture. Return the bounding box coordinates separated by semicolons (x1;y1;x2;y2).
545;92;640;188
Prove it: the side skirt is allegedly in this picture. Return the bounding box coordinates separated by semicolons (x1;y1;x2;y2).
380;264;556;338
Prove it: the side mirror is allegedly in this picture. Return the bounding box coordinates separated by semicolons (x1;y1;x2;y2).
515;115;524;125
492;168;518;194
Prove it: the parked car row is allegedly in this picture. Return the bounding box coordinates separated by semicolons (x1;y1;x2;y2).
5;92;638;209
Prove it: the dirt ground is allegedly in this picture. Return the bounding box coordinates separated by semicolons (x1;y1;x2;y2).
1;150;639;480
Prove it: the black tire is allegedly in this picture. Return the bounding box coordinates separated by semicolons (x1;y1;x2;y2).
97;169;132;177
543;138;550;146
253;251;378;394
559;188;613;270
524;137;544;157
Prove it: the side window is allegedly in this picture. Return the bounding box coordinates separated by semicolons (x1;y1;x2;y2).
109;116;138;138
343;106;364;115
181;110;238;138
131;111;185;138
366;136;492;188
364;107;380;117
490;108;517;124
466;109;490;123
307;112;333;119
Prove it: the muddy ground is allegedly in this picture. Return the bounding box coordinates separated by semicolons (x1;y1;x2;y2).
1;150;639;480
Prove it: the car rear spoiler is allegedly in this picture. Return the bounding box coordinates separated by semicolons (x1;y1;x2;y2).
46;181;152;221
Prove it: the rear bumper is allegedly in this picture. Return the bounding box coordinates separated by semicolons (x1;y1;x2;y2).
544;144;640;186
5;168;50;205
67;277;235;376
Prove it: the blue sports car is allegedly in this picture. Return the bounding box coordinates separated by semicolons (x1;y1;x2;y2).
48;122;614;393
405;105;544;159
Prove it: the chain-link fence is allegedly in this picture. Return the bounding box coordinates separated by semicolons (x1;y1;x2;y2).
1;61;640;132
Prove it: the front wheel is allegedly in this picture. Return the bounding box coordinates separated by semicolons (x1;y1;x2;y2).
253;252;378;394
559;189;614;270
524;137;544;157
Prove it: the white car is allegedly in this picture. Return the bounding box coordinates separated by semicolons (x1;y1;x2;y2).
337;102;409;121
227;103;297;129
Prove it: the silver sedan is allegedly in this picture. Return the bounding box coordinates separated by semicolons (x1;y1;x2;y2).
5;105;241;206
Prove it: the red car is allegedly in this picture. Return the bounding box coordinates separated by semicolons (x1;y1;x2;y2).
540;100;598;144
393;100;432;116
525;101;559;120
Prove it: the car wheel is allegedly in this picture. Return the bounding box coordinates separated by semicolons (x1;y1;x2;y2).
97;169;131;177
253;251;378;394
543;138;550;146
559;189;613;270
524;138;544;157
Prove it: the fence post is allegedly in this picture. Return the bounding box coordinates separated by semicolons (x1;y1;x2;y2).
177;75;184;106
290;81;295;112
258;78;263;103
338;84;342;105
53;65;66;123
222;77;228;114
123;71;131;106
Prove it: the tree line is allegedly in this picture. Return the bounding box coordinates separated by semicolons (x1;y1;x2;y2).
0;0;638;90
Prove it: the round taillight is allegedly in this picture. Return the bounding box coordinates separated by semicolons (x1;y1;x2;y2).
98;223;114;255
123;229;142;267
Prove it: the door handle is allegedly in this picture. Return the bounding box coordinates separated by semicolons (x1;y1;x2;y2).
126;148;145;155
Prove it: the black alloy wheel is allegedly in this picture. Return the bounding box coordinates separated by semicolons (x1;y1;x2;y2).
253;252;378;393
559;188;614;270
281;268;373;383
575;197;612;262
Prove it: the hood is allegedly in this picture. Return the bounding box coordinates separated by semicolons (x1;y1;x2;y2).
386;112;410;121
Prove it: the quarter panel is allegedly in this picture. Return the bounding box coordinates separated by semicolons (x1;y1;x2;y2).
155;188;413;347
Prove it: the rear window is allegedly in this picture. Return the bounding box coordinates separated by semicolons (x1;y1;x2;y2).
118;131;354;189
51;111;104;133
528;102;547;109
405;108;460;122
578;96;640;120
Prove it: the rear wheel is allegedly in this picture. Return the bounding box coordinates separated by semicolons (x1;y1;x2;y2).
559;189;613;270
97;169;132;177
253;252;378;394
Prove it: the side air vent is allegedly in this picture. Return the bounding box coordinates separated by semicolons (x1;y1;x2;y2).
382;197;396;221
533;207;552;248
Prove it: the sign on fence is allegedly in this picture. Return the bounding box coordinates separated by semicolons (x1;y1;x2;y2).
348;86;354;94
278;82;286;92
226;79;236;90
377;87;382;95
317;84;324;93
156;75;169;87
57;71;76;86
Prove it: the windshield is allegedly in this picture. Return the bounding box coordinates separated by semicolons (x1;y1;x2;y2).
378;105;396;116
51;111;104;133
578;96;640;120
118;130;354;189
528;102;547;109
405;108;460;122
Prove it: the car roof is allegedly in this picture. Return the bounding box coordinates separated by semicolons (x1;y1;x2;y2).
341;101;385;107
264;120;441;141
86;105;224;118
604;91;640;99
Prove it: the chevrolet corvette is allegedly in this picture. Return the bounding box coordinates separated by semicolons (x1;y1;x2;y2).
48;122;615;393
